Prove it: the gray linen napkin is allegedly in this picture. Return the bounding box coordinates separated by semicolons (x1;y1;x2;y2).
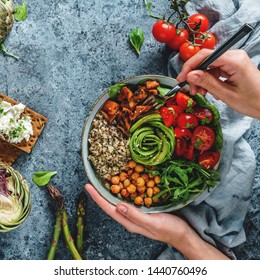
158;0;259;259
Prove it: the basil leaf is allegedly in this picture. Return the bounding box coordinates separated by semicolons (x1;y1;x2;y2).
32;171;57;187
129;28;144;55
108;83;125;99
14;1;27;21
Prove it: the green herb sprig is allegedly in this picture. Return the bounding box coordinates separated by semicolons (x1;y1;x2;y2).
129;28;145;55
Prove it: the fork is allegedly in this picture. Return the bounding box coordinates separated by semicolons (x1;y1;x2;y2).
146;23;253;110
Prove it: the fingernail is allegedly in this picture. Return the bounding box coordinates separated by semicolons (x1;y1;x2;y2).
117;204;128;215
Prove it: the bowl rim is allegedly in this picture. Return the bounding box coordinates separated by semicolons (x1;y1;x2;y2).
81;74;220;213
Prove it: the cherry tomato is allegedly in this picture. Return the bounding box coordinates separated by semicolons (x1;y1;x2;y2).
152;20;176;43
193;107;213;124
199;151;220;169
179;42;201;62
195;32;216;49
192;126;215;151
184;143;195;160
174;138;187;156
159;106;174;126
177;113;198;129
176;91;196;110
167;105;183;125
186;14;209;32
166;96;176;107
174;127;192;140
166;28;189;51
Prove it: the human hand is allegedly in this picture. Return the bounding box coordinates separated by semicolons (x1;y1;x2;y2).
84;183;229;260
177;49;260;119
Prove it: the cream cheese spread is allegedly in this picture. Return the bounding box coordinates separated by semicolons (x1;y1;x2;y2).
0;100;33;144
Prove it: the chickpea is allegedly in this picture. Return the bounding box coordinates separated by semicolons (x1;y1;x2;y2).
123;178;131;188
121;189;130;197
137;185;146;194
134;196;143;205
146;188;153;198
127;169;133;176
144;197;153;208
136;177;145;188
153;186;161;195
130;192;137;200
154;175;161;184
110;185;121;194
111;176;120;185
119;172;128;182
141;173;149;182
146;179;155;188
127;160;137;169
127;184;137;194
135;164;144;173
131;172;139;181
119;182;124;190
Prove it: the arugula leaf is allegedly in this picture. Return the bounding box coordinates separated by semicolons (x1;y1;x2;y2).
108;83;125;99
129;28;144;55
14;1;27;21
32;171;57;187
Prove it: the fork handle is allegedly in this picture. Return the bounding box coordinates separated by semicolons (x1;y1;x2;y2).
196;23;253;71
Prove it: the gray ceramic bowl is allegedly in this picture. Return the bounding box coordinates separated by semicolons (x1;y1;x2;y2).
81;75;217;213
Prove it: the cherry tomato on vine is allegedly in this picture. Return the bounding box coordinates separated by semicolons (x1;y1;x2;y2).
193;107;213;124
177;113;198;129
166;28;189;51
175;138;188;156
152;20;176;43
174;127;192;140
186;14;209;32
179;42;201;62
199;151;220;169
192;126;215;151
176;91;196;110
195;32;216;49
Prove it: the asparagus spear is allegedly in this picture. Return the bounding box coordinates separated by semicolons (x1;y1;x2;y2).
76;192;87;257
47;211;62;260
47;184;82;260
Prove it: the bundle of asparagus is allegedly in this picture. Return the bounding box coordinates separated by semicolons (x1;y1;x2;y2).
32;171;87;260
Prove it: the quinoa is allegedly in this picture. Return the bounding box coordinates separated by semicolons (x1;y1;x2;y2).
88;113;131;180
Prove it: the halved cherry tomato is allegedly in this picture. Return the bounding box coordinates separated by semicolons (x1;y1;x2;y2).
179;42;201;62
174;127;192;140
177;113;198;129
174;138;187;156
167;28;189;51
186;14;209;32
184;143;195;160
192;126;215;150
167;105;183;125
159;106;174;126
199;151;220;169
193;107;213;124
176;91;196;110
152;20;176;43
195;32;216;49
166;96;177;107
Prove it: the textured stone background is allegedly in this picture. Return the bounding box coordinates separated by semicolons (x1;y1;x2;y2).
0;0;259;260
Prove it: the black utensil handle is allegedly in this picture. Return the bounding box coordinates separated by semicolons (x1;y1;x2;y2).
196;23;253;71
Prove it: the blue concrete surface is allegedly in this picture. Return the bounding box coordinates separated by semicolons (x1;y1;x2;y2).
0;0;259;260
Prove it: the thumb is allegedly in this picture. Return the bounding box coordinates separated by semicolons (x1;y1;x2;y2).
187;70;232;99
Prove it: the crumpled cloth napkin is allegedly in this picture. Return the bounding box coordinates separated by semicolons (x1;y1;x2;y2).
158;0;259;259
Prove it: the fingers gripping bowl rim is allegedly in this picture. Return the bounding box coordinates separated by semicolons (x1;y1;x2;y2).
81;75;222;213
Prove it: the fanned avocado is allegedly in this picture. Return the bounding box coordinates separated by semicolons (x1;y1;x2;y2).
129;114;175;166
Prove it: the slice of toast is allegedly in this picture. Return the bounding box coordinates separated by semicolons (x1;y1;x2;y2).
0;139;21;166
0;93;48;154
